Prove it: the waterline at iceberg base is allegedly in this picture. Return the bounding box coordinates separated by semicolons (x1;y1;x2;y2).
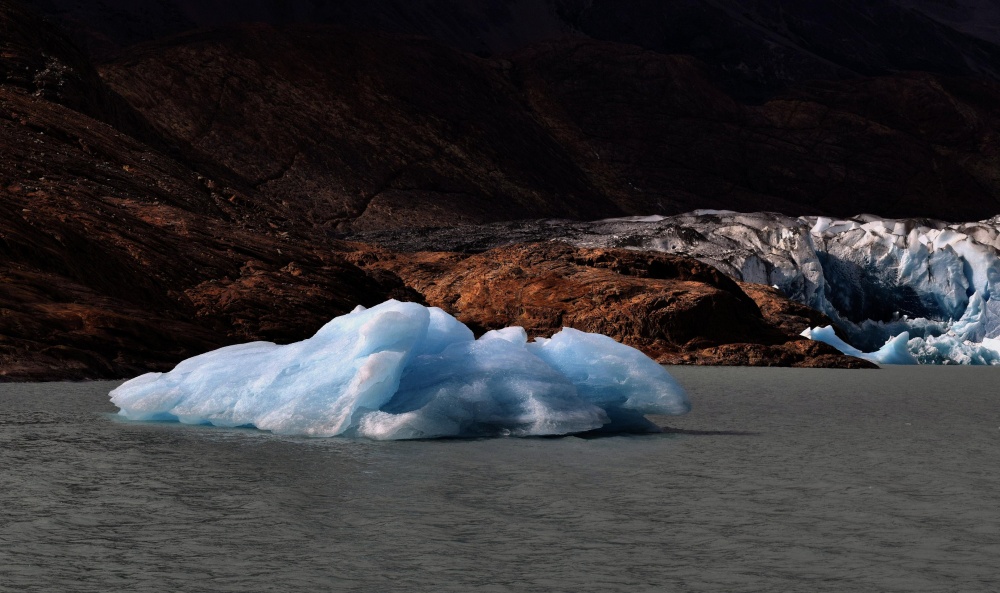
110;301;690;439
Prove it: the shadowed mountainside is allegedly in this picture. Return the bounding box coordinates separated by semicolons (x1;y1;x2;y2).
13;0;1000;376
24;0;1000;100
95;25;1000;226
0;3;416;379
1;1;875;379
100;27;617;232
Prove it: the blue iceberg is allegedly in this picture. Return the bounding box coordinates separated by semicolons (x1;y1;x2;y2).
801;325;1000;365
801;325;917;365
110;301;690;439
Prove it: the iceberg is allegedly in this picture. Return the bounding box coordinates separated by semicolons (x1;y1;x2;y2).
801;326;917;365
908;334;1000;365
110;300;690;439
801;325;1000;365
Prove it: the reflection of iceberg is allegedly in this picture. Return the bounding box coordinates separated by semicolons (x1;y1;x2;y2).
110;301;690;439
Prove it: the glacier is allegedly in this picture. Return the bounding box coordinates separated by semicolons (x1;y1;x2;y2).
363;210;1000;365
110;300;690;439
547;211;1000;365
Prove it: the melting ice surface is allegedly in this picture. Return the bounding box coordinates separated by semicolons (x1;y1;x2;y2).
110;301;690;439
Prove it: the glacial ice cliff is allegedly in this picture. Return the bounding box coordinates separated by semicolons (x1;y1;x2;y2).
110;301;690;439
558;211;1000;365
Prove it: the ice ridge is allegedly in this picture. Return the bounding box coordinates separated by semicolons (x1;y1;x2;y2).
110;301;690;439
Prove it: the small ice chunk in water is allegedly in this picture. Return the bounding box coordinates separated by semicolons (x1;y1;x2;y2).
110;300;690;439
801;325;918;365
802;324;1000;365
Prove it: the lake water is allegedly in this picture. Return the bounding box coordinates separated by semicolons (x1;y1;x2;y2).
1;366;998;592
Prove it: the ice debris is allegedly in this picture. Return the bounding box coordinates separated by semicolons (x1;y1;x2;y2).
801;326;917;365
110;300;690;439
803;325;1000;365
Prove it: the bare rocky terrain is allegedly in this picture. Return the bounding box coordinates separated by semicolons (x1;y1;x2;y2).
350;243;872;368
26;0;1000;93
98;26;1000;227
9;0;1000;377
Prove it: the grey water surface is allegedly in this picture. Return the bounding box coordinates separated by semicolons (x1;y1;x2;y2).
1;366;998;592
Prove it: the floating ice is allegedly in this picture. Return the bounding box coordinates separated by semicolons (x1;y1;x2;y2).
801;326;917;365
908;334;1000;365
804;325;1000;366
110;301;690;439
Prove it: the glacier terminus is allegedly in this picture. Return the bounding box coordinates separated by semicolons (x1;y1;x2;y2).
356;210;1000;365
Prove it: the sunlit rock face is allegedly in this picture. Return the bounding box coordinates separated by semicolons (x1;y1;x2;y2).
357;212;1000;365
110;301;690;439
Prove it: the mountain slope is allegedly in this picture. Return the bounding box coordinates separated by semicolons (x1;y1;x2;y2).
24;0;1000;99
3;2;867;379
99;28;1000;225
0;3;413;379
99;26;617;232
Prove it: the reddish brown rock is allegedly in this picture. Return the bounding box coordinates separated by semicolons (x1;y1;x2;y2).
737;282;834;338
0;6;418;380
353;242;875;368
0;267;223;381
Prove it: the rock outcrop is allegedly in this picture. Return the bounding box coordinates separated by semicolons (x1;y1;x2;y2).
352;243;875;368
737;282;835;339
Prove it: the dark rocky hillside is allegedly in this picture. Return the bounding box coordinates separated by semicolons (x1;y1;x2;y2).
9;0;1000;377
98;26;1000;226
1;0;874;379
100;27;617;232
14;0;1000;224
1;3;414;379
24;0;1000;97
